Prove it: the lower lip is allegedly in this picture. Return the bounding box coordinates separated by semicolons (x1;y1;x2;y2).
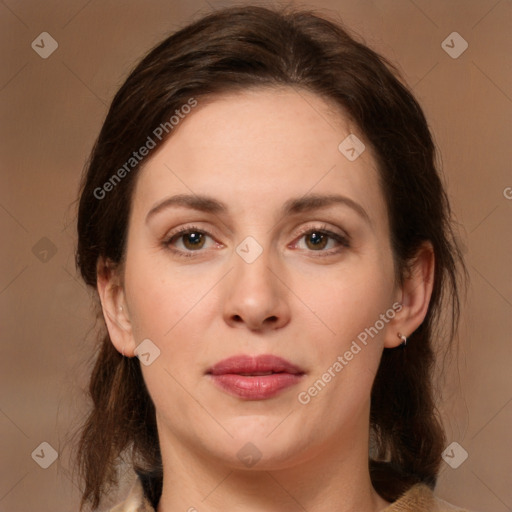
209;373;303;400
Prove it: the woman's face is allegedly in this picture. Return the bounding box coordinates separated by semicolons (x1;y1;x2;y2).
117;88;403;470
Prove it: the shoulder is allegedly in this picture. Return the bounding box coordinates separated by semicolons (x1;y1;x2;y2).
109;476;155;512
384;483;472;512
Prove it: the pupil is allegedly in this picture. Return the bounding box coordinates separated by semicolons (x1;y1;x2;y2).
307;232;327;249
185;232;203;248
310;233;322;244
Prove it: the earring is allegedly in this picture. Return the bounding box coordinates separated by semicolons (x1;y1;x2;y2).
397;332;407;347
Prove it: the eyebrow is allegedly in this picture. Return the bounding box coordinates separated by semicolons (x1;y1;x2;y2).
145;193;370;224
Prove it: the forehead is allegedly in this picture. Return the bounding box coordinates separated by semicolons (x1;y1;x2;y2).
131;87;387;229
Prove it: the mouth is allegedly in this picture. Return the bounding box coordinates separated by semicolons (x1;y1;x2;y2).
206;354;305;400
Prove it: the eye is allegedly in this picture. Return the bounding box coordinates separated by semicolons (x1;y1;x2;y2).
163;225;218;256
163;224;349;258
292;225;349;254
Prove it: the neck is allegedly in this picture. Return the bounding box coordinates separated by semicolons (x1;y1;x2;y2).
156;422;390;512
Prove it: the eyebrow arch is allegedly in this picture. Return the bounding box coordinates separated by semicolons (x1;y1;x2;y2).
282;194;370;224
146;194;226;223
145;193;370;224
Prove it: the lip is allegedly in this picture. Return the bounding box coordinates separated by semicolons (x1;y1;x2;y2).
207;354;305;400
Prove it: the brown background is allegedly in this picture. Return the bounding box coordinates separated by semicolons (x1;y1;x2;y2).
1;0;511;511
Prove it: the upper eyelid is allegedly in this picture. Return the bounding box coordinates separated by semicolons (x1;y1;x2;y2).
166;222;346;238
295;223;348;238
166;224;215;238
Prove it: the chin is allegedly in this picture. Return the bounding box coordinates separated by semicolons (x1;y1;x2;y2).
207;423;314;471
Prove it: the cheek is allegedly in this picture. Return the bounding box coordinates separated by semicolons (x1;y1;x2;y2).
124;250;210;341
292;259;395;343
124;261;212;405
293;270;393;426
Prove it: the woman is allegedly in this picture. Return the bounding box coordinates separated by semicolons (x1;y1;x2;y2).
74;5;468;511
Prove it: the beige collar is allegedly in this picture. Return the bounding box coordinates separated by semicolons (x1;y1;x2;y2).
110;478;469;512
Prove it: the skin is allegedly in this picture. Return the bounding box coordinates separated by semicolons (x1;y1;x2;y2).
97;88;434;512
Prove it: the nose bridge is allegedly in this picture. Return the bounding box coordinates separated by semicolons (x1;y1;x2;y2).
222;235;290;330
231;238;278;300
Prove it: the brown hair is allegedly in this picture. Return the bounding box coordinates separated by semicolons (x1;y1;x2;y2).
74;5;465;509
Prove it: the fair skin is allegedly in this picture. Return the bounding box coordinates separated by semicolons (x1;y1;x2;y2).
97;88;434;512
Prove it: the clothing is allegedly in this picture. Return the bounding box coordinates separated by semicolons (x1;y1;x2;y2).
109;476;469;512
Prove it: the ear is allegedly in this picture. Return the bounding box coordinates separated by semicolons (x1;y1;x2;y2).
96;257;137;357
384;242;435;348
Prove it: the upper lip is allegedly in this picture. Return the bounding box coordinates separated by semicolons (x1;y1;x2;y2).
207;354;304;376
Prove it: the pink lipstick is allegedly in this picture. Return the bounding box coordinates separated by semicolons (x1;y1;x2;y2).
207;354;305;400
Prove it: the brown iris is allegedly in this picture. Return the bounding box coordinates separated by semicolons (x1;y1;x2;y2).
305;232;328;250
182;232;205;250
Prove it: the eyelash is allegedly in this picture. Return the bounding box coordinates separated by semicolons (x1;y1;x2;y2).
163;224;350;258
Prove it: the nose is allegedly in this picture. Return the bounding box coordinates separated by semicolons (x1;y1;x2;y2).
222;249;291;332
